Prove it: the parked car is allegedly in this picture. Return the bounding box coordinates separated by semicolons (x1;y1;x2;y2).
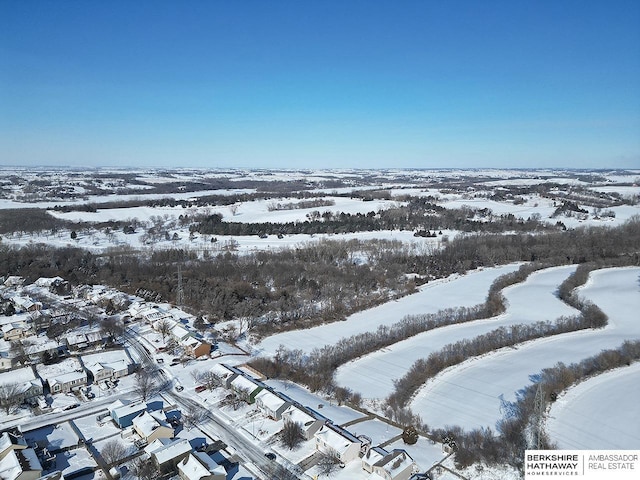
264;452;276;460
175;384;184;392
195;385;207;393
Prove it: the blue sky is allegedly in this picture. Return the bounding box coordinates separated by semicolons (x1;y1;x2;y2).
1;0;639;169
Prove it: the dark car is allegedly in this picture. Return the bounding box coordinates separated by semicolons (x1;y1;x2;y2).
264;452;276;460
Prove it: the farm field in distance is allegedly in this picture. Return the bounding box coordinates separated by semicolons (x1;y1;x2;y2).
0;166;639;480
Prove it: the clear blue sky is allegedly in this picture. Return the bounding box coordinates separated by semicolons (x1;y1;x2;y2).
1;0;639;169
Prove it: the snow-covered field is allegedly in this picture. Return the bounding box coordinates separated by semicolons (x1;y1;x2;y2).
255;263;521;357
335;265;579;400
546;362;640;449
409;267;640;432
3;168;638;257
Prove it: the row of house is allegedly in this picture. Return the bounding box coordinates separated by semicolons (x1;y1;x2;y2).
107;400;227;480
0;349;137;399
46;351;134;394
209;363;418;479
129;303;211;358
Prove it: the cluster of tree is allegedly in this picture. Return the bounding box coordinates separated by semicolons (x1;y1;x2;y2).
0;208;74;235
267;198;335;211
0;383;23;414
190;198;556;237
552;201;589;217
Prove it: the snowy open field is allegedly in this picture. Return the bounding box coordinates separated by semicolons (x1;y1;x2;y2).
546;362;640;449
409;267;640;433
335;265;579;400
2;168;639;257
255;263;521;357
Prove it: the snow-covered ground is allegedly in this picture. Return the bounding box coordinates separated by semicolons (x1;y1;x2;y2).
2;168;638;257
546;362;640;449
335;265;578;401
254;263;521;358
410;267;640;433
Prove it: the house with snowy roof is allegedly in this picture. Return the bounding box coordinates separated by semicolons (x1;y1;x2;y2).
169;323;191;342
314;424;362;465
3;277;24;288
255;389;291;420
46;370;87;394
0;432;42;480
281;405;325;440
34;277;64;288
0;323;29;342
369;449;417;480
0;433;27;458
65;333;89;351
146;438;192;474
37;358;88;394
362;446;389;474
141;306;174;324
85;360;129;383
82;349;133;383
9;296;41;314
210;364;237;388
181;336;211;358
229;374;263;404
0;366;42;403
177;452;225;480
132;410;174;444
110;401;147;428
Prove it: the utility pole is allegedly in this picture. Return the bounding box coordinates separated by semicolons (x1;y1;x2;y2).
177;264;184;307
534;383;546;449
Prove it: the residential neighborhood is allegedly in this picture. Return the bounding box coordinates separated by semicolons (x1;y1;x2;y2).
0;275;448;480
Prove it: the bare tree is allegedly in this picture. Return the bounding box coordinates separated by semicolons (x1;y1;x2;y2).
130;457;159;480
100;439;128;466
100;316;124;341
193;316;207;334
10;340;29;366
280;421;304;450
183;402;209;429
156;318;172;342
316;451;342;477
0;382;23;415
191;370;222;390
133;369;158;401
46;321;69;345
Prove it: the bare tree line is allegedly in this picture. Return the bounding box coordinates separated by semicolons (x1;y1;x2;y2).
385;310;606;411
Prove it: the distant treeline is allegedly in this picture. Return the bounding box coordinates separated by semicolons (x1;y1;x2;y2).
190;197;555;237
